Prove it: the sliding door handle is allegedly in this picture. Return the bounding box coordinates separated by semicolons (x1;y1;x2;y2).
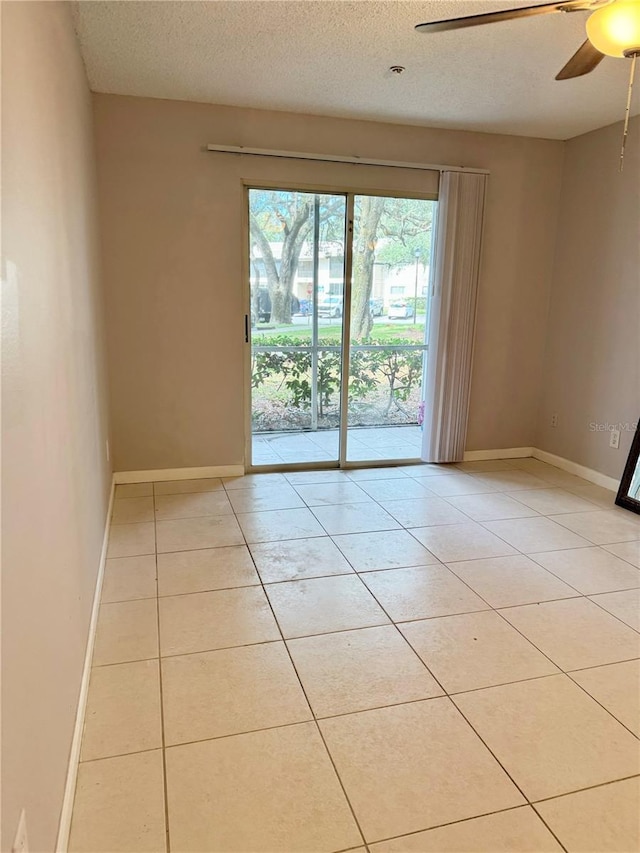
244;314;249;343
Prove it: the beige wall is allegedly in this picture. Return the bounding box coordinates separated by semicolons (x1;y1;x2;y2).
93;94;565;471
537;117;640;480
1;3;111;850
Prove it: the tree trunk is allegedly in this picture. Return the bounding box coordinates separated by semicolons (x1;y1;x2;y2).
249;201;313;325
351;196;385;340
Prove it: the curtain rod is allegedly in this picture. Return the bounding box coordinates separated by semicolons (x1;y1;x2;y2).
205;144;490;175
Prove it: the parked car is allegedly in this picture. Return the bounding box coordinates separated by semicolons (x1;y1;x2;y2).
388;300;415;320
369;297;384;317
317;295;343;318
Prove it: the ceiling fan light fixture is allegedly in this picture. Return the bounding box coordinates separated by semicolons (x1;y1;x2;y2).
586;0;640;57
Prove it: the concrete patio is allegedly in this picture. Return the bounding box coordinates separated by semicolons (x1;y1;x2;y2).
252;424;423;466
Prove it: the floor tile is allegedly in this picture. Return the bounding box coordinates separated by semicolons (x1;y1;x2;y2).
535;777;640;853
347;467;409;481
332;529;439;572
510;458;564;478
553;510;640;545
222;473;288;490
284;470;353;485
370;806;562;852
319;698;524;843
590;587;640;630
250;536;353;583
604;539;640;568
111;497;155;525
93;599;159;666
101;555;157;603
237;507;325;543
362;565;487;621
81;660;162;761
357;478;434;502
106;522;155;559
401;610;559;693
154;490;233;520
165;723;362;853
294;481;372;506
530;546;640;594
154;477;224;495
499;597;640;670
403;463;459;478
471;471;550;491
454;459;517;473
311;502;401;535
156;545;259;596
115;482;153;499
161;642;311;745
156;514;244;552
571;659;640;736
447;555;578;608
288;625;443;717
411;522;517;562
453;674;640;801
228;483;305;513
159;587;280;655
423;473;497;497
483;517;592;553
562;480;618;509
265;574;389;638
69;750;166;853
380;497;469;527
446;492;539;522
506;488;598;515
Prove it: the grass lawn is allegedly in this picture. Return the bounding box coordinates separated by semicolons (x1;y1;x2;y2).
252;320;427;346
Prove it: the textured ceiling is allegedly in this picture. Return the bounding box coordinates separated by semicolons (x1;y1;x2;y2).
72;0;639;139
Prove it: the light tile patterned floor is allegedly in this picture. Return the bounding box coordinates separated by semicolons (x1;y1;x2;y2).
69;459;640;852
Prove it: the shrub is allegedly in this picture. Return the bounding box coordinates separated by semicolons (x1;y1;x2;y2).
251;336;423;418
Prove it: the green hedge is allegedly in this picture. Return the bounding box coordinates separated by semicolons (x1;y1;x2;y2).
252;336;424;417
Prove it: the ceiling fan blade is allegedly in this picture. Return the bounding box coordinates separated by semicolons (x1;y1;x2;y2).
415;1;599;34
555;39;605;79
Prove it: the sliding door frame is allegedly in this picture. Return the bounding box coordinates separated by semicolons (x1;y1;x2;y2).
243;180;438;473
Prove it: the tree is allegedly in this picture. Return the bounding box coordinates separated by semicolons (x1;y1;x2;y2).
249;191;312;324
249;190;346;325
350;197;434;340
350;196;385;340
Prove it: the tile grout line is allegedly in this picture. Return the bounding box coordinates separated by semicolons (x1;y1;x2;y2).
240;489;569;849
344;485;640;750
336;503;571;853
238;519;371;851
426;531;640;744
105;466;637;850
152;485;172;853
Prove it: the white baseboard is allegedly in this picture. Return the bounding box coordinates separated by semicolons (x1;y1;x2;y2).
55;476;115;853
114;464;245;484
532;448;618;492
463;447;533;461
463;446;618;492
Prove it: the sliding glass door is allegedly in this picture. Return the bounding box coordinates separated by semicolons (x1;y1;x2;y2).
248;189;348;466
345;195;433;463
247;186;435;469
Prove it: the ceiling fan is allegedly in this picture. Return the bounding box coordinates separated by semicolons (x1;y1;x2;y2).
415;0;640;166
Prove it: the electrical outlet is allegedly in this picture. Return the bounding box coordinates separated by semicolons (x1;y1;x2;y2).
551;413;558;428
610;428;621;449
12;809;28;853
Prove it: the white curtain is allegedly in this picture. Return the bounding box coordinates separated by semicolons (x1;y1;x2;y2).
421;171;487;463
